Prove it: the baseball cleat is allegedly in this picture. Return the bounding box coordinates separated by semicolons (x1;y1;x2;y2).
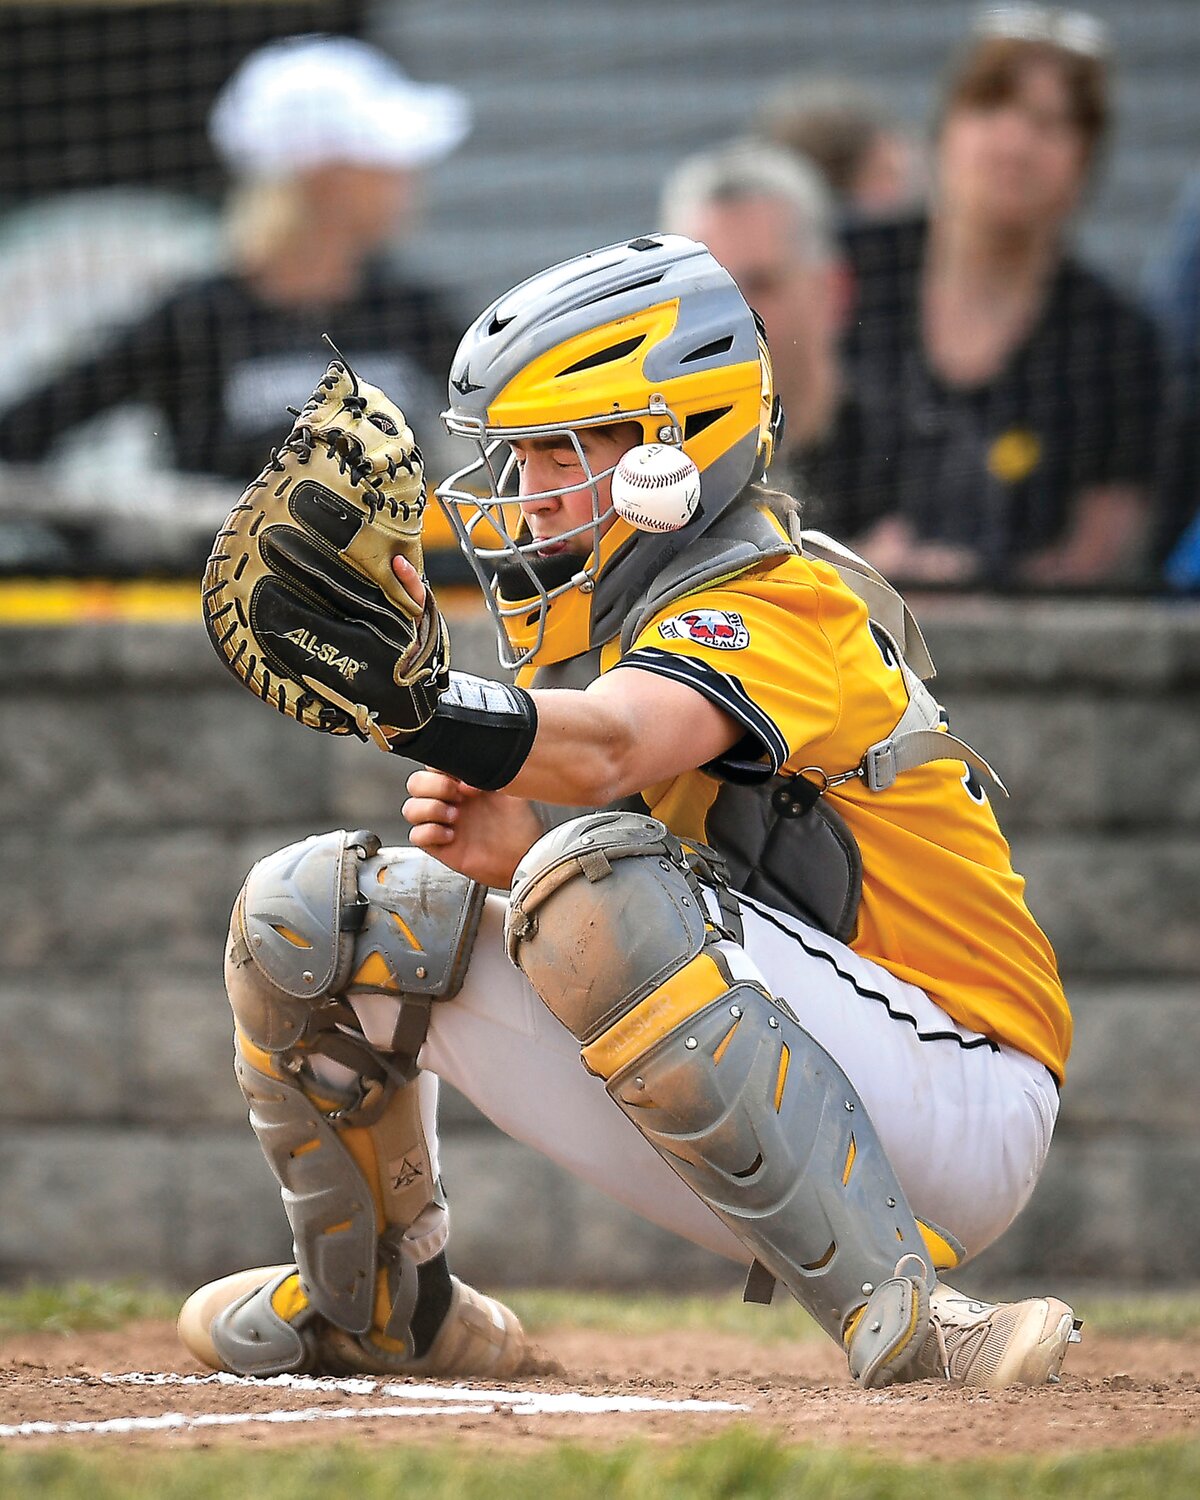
178;1262;526;1380
907;1284;1081;1387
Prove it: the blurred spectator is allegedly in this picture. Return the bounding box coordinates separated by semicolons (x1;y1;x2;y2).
0;34;470;489
1162;508;1200;591
755;75;924;223
1144;169;1200;588
840;5;1165;587
659;140;871;536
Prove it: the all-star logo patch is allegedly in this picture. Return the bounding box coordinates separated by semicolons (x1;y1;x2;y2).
658;609;750;650
279;628;365;681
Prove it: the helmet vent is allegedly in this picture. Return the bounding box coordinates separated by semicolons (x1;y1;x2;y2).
684;407;731;440
585;273;665;306
488;311;516;336
558;335;646;377
681;335;735;365
627;236;662;252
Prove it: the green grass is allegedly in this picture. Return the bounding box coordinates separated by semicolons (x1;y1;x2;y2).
1063;1290;1200;1339
0;1280;181;1338
508;1286;827;1340
2;1280;1199;1341
516;1284;1200;1344
1;1432;1198;1500
508;1286;1200;1342
2;1283;1198;1499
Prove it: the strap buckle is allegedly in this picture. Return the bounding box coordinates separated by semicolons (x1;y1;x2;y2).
862;740;898;793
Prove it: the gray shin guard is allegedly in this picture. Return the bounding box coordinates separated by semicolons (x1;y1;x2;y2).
507;810;937;1387
230;1043;451;1357
234;1047;379;1334
606;986;935;1384
223;829;482;1347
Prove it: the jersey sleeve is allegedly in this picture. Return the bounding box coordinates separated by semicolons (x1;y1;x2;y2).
610;574;840;783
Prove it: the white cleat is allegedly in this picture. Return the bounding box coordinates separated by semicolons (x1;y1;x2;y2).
908;1284;1081;1388
178;1263;526;1380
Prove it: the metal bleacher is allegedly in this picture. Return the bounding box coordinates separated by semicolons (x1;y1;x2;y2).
380;0;1200;313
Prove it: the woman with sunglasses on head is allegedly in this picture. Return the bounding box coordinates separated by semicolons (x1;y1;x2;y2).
841;6;1165;588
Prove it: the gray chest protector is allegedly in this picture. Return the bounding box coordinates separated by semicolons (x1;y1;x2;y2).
530;507;1002;944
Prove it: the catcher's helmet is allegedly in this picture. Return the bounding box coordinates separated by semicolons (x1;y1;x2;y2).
437;235;781;669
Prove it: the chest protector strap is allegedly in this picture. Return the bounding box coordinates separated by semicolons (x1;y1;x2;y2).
795;528;1005;797
615;506;1002;797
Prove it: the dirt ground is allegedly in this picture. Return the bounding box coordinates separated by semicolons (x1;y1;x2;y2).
2;1320;1198;1459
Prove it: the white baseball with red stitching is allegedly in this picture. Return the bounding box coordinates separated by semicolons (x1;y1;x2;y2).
610;443;701;532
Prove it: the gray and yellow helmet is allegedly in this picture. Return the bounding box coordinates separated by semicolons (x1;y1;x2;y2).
436;235;780;668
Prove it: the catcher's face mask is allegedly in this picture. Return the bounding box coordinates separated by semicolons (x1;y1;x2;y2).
437;409;676;670
438;235;779;671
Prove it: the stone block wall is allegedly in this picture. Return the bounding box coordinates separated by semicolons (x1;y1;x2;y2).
1;598;1197;1294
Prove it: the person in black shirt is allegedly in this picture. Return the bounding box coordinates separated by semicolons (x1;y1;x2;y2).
0;264;462;487
1144;168;1200;589
838;6;1164;587
0;35;470;490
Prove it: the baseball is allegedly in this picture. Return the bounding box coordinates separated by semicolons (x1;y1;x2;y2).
609;443;701;532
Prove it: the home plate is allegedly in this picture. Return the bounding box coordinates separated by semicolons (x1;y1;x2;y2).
0;1370;751;1438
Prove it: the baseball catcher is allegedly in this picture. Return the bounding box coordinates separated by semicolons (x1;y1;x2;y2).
181;236;1080;1390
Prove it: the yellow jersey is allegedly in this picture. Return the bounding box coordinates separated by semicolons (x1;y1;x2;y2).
610;545;1071;1084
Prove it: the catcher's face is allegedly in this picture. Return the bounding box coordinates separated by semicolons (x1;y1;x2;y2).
511;422;641;559
436;415;649;669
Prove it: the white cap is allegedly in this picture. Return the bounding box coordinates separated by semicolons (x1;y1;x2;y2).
209;33;472;177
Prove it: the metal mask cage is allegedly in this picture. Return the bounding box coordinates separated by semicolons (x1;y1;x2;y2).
436;398;683;669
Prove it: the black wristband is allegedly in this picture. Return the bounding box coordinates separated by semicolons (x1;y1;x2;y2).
395;672;538;791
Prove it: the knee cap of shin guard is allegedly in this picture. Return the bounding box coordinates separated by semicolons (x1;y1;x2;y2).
226;830;373;1049
505;811;709;1044
236;830;372;1002
227;831;484;1052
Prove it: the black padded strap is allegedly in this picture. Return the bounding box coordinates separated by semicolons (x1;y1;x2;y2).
397;672;538;791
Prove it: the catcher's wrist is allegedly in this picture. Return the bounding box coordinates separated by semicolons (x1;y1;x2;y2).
397;673;538;792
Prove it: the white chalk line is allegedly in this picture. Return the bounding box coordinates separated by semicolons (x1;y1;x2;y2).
0;1405;485;1438
3;1370;750;1438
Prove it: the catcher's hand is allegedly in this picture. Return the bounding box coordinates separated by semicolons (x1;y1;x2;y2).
202;358;450;750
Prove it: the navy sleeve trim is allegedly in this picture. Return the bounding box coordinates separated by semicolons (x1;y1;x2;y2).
613;645;790;778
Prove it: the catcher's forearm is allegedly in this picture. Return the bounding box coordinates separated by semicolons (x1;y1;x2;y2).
403;662;747;802
398;672;644;804
399;673;539;792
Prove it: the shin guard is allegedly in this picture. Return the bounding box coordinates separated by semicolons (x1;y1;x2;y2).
220;829;481;1363
507;810;942;1386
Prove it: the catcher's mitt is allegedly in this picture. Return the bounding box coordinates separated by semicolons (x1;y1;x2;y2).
202;358;449;750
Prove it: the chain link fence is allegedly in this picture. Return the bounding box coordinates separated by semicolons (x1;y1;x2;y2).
0;0;1196;588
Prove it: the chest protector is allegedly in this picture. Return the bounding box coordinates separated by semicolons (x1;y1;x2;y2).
529;504;1002;944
